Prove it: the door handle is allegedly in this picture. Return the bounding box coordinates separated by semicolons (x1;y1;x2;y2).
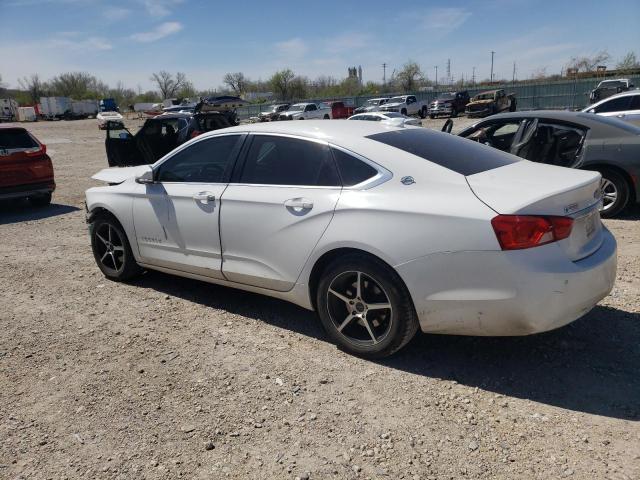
193;192;216;204
284;198;314;209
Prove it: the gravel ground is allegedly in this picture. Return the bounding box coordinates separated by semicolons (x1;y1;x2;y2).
1;118;639;480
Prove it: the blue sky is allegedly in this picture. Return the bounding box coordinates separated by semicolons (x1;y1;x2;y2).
0;0;638;90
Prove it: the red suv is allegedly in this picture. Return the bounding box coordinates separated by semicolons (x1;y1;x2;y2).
0;126;55;206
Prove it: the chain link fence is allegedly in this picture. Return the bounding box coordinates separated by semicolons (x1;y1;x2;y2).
235;75;640;121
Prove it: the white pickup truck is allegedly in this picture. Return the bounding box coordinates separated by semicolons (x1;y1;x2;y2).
277;102;332;120
379;95;428;118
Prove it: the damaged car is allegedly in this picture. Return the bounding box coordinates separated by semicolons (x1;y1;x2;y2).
105;111;231;167
465;89;516;118
453;111;640;217
428;91;469;118
588;78;635;104
258;104;291;122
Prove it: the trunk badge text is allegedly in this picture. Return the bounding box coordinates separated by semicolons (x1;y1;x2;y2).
401;176;415;185
564;203;579;214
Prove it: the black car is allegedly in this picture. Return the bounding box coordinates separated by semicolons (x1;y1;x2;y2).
105;111;231;167
451;111;640;217
428;91;470;118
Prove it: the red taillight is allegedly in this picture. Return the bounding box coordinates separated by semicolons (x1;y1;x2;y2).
25;144;46;157
491;215;574;250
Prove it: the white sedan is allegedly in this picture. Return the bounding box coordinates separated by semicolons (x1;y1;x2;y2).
86;121;617;358
348;112;422;127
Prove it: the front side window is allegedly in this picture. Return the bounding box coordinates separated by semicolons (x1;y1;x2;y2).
155;135;241;183
240;136;340;187
305;104;317;112
630;95;640;110
594;96;632;113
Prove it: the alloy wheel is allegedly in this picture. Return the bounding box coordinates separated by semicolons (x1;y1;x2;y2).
326;271;393;345
600;177;618;212
94;223;125;273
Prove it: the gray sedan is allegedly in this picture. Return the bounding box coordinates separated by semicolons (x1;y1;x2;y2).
455;111;640;217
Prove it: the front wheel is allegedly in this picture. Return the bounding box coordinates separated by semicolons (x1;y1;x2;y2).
400;108;407;116
419;107;427;119
598;168;630;218
91;213;142;281
323;114;330;119
316;254;419;358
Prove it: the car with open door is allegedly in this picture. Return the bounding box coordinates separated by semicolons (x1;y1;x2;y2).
456;111;640;217
105;111;231;167
86;121;616;358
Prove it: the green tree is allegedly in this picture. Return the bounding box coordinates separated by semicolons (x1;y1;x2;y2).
394;61;424;93
223;72;248;97
18;74;45;103
269;69;295;100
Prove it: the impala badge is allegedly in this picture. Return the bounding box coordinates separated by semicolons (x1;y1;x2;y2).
564;203;578;214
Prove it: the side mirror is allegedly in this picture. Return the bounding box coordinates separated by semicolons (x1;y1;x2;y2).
135;168;154;184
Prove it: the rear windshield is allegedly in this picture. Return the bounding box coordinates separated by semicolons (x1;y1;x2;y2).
196;114;230;131
366;128;519;176
0;129;39;150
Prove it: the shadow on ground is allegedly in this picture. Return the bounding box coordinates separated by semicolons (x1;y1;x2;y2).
134;270;640;421
0;201;80;225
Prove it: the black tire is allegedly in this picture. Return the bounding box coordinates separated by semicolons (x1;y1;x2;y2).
419;107;427;119
29;192;52;207
429;114;435;119
596;168;630;218
509;100;517;112
90;213;142;281
323;114;330;119
316;253;419;359
400;108;407;116
450;109;458;118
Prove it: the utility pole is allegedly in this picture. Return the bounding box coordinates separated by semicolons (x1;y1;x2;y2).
382;63;387;86
434;65;438;89
446;58;451;85
472;66;476;86
512;61;516;83
490;51;495;82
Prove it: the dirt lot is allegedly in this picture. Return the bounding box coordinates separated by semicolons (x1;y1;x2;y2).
1;118;639;480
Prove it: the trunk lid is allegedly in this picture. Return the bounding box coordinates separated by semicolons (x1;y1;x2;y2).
467;161;604;261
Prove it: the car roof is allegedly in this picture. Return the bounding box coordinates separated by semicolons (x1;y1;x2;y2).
0;124;26;130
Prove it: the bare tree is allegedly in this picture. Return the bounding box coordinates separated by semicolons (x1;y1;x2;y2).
616;51;640;73
566;51;611;73
223;72;247;96
150;71;188;99
394;61;424;92
18;74;45;103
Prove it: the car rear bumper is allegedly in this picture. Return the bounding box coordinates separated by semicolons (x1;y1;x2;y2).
395;228;617;336
0;181;55;200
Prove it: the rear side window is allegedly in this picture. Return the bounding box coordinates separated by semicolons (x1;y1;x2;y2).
240;135;340;186
0;129;39;150
332;148;378;186
366;128;519;176
594;96;632;113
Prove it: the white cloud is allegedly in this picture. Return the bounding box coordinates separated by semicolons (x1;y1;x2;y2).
50;34;113;51
140;0;182;18
130;22;183;42
274;38;308;59
104;7;131;21
420;7;471;35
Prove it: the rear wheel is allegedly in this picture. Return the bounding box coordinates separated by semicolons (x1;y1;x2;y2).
597;168;630;218
29;192;51;207
316;254;419;358
401;108;407;116
419;107;427;119
323;114;330;119
91;213;142;281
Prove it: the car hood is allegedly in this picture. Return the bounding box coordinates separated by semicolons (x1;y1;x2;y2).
383;102;404;108
92;165;150;184
285;110;304;116
468;99;494;105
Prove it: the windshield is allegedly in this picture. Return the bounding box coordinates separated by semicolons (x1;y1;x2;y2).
388;97;406;103
474;93;495;100
366;99;383;106
437;93;455;100
599;81;624;88
0;129;39;150
290;104;306;110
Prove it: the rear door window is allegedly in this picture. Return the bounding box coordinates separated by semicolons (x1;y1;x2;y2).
239;135;340;187
367;128;519;176
594;96;632;113
332;148;378;186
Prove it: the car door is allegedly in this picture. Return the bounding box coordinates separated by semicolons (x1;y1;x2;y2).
220;134;342;291
132;133;245;278
105;123;143;167
613;94;640;122
305;103;319;119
